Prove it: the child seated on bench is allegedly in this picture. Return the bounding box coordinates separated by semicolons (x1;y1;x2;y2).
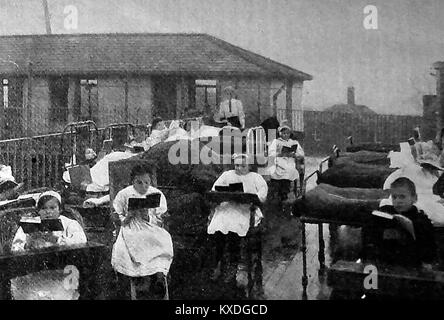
362;177;437;268
10;190;87;300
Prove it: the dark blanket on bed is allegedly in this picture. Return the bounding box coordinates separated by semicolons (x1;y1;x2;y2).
318;160;396;189
293;183;389;223
333;151;390;166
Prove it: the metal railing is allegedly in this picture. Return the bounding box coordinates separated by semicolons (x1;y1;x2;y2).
0;132;67;190
0;116;205;191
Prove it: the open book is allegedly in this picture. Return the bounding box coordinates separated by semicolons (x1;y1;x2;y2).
281;144;298;155
19;216;64;234
128;193;161;211
214;183;244;193
372;210;416;240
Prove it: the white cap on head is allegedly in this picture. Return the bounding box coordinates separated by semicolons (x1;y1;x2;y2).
37;190;62;207
278;119;291;132
278;125;291;132
232;153;249;164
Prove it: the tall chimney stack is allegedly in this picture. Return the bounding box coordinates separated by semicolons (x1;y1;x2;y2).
347;86;355;105
433;61;444;134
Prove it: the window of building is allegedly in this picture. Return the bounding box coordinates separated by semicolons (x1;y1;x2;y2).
3;79;8;108
195;79;217;113
2;78;23;109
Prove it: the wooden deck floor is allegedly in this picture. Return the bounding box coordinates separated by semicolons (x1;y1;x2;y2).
262;222;333;300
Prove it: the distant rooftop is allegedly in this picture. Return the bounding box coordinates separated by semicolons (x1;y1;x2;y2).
324;103;377;114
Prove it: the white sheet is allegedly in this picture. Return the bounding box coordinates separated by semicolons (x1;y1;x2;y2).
382;161;444;227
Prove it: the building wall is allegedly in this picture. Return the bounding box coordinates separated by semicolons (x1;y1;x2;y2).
97;77;126;127
7;74;303;138
270;80;303;112
292;82;303;110
96;76;152;128
28;77;50;135
127;76;152;124
67;77;80;123
17;75;154;137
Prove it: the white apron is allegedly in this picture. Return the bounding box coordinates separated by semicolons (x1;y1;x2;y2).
207;202;263;237
207;171;268;237
112;218;174;277
269;157;299;181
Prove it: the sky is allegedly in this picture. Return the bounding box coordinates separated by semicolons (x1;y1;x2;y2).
1;0;443;115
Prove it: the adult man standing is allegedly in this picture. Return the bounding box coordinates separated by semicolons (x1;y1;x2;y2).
214;86;245;130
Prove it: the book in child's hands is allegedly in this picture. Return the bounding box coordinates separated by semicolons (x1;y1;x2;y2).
133;146;145;153
281;144;298;155
372;210;416;240
228;183;244;192
214;185;229;192
215;183;244;193
372;210;394;220
19;216;64;234
393;214;416;240
128;193;161;211
0;179;18;193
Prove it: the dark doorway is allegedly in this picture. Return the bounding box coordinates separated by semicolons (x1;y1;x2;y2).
49;76;69;126
152;76;177;120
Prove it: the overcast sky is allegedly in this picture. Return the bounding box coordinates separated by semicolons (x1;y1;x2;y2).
1;0;443;115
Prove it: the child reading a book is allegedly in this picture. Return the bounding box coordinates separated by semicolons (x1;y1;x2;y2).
10;190;87;300
145;117;169;149
111;165;173;299
208;154;268;284
268;122;304;202
128;126;149;151
362;177;437;268
11;190;87;251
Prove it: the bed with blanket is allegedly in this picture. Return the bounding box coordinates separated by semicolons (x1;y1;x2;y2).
318;149;395;189
318;161;395;189
293;183;389;224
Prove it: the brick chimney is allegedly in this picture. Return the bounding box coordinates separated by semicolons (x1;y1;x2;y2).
347;86;355;105
422;94;437;141
433;61;444;134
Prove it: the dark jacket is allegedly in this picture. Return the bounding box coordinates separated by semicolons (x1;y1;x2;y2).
362;205;437;266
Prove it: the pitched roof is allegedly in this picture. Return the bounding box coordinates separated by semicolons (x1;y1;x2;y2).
0;33;312;81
